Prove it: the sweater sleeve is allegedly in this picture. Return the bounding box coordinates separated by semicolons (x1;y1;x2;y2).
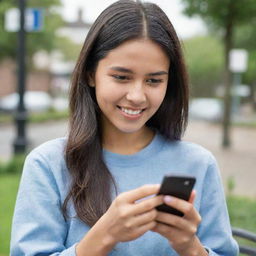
197;155;239;256
10;150;77;256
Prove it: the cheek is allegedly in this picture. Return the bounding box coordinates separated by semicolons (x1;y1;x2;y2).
95;85;118;108
150;88;167;108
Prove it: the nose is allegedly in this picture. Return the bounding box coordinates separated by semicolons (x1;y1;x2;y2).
126;83;146;105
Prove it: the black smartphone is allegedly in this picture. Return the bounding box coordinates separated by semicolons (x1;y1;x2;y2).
156;175;196;217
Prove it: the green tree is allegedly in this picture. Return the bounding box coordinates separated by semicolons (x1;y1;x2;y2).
181;0;256;147
183;36;223;98
54;36;83;62
0;0;63;61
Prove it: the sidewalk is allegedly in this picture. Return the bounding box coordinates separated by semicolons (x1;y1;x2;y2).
0;120;255;197
184;121;256;197
0;120;68;160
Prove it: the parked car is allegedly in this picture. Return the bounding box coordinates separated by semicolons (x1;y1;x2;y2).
189;98;223;122
0;91;52;113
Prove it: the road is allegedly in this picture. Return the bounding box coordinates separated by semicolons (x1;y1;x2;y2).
0;120;255;197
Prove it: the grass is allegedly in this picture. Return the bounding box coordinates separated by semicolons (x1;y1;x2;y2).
228;195;256;231
0;173;21;254
1;109;256;128
0;154;26;174
29;109;69;123
227;195;256;252
0;109;69;125
0;173;255;255
233;120;256;128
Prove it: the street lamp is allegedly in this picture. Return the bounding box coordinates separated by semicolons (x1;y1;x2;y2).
13;0;28;154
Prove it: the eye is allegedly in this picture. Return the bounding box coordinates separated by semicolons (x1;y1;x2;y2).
111;75;130;81
146;78;163;85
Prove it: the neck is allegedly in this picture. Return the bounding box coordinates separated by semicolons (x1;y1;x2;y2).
102;127;155;155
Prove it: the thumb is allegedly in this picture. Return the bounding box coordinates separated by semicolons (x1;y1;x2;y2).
189;189;196;204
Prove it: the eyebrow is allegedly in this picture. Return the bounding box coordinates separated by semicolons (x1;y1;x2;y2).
110;66;168;76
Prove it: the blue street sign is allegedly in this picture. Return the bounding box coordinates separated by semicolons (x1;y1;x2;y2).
26;8;44;32
5;8;44;32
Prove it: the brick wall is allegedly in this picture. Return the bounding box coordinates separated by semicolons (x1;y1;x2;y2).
0;59;16;97
0;59;52;97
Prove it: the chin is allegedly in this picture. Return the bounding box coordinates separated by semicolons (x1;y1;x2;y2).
117;125;144;134
119;129;141;134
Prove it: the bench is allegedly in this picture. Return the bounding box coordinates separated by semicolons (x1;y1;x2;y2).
232;227;256;255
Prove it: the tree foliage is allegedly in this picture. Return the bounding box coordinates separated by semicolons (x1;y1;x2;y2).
234;24;256;86
0;0;64;61
181;0;256;29
54;36;82;62
0;0;17;59
181;0;256;86
181;0;256;147
183;36;223;97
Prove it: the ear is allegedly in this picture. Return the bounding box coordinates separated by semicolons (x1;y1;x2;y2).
87;72;95;87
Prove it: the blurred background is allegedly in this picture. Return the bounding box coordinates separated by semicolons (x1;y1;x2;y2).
0;0;256;255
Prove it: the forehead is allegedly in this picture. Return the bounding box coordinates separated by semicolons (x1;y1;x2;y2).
97;39;170;73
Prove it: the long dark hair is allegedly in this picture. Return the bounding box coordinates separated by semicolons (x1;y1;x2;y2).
63;0;189;226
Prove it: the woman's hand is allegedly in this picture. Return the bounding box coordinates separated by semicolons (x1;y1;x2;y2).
99;184;163;244
77;184;164;255
152;190;208;256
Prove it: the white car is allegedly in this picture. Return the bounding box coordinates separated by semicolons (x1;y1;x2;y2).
189;98;223;122
0;91;52;112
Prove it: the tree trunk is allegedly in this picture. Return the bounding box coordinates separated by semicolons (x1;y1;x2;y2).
222;20;233;148
249;82;256;112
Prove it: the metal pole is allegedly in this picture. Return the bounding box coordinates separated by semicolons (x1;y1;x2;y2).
232;73;241;116
13;0;28;154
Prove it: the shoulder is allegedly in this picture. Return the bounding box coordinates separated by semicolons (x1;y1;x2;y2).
27;137;67;161
158;134;216;166
24;137;68;178
21;137;70;197
178;140;215;162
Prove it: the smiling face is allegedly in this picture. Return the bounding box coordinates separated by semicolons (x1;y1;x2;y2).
91;38;170;139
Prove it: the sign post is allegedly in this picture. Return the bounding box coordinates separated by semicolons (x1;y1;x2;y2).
13;0;28;154
7;3;44;154
229;49;248;116
5;3;43;154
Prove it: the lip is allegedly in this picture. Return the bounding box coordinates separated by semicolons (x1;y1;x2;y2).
118;106;146;111
117;106;146;120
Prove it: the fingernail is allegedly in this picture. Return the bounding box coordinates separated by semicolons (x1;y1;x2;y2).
164;196;173;203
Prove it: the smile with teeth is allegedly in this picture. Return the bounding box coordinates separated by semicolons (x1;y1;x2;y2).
119;107;144;115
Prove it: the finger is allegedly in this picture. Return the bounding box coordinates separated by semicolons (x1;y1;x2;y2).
156;211;198;234
121;184;160;203
128;209;157;228
189;190;196;204
163;196;200;221
135;221;157;237
151;221;176;236
156;211;190;230
133;195;164;214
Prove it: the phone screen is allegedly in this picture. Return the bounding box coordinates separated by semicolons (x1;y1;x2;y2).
156;175;196;217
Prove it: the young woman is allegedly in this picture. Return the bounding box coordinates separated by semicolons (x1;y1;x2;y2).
11;0;239;255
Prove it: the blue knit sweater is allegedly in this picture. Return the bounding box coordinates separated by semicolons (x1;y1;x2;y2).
10;133;238;255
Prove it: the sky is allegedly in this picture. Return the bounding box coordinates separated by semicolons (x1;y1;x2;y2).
59;0;207;39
